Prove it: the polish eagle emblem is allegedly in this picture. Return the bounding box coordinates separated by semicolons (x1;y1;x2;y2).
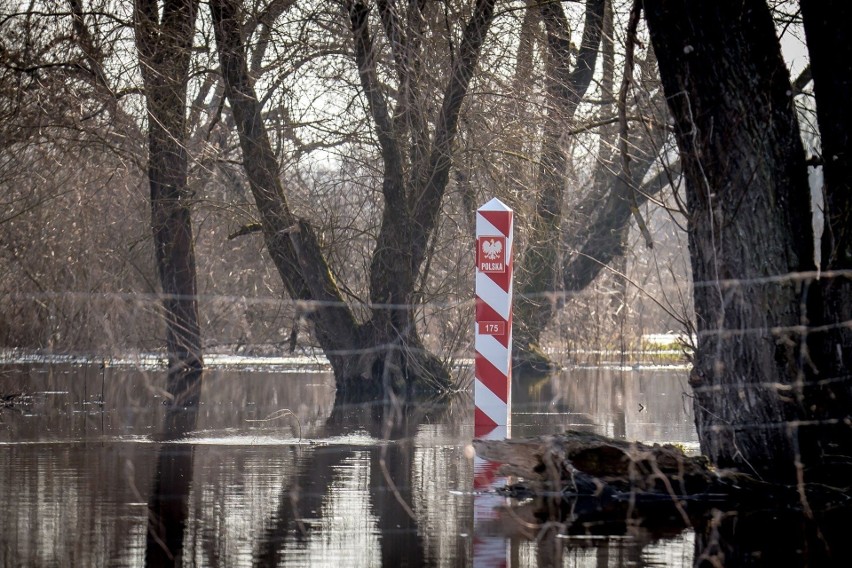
481;238;503;260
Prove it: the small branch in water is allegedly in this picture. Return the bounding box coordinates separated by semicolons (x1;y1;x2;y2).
246;408;302;441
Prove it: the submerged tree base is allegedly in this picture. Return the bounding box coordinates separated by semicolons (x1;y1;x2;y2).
511;341;559;376
331;347;453;398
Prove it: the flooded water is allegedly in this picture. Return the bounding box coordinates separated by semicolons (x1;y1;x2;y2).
0;360;714;566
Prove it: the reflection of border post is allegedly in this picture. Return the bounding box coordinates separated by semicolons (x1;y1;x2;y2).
472;425;509;568
474;198;513;437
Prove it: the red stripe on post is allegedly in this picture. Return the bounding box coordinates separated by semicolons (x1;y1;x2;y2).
483;268;512;294
479;209;512;237
474;408;498;437
475;351;508;403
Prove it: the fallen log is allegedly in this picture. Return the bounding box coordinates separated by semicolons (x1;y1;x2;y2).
473;430;850;508
473;431;852;565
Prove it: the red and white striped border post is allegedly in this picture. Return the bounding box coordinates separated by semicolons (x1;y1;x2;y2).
472;198;513;567
474;197;513;437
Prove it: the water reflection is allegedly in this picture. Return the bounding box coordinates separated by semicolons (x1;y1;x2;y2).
1;362;709;566
252;397;460;567
513;366;695;445
146;368;202;566
692;506;852;567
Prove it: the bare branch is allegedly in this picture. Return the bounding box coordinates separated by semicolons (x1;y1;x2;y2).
617;0;654;248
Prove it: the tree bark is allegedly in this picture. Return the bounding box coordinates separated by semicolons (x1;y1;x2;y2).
644;0;814;481
134;0;203;381
799;0;852;481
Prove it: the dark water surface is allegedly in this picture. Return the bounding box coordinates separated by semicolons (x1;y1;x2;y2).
0;361;701;566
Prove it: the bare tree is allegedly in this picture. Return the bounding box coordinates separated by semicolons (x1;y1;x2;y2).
210;0;497;394
0;1;160;352
513;0;606;368
506;0;679;370
133;0;204;388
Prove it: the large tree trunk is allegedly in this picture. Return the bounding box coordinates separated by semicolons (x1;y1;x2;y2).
211;0;496;395
134;0;203;385
799;0;852;481
644;0;815;482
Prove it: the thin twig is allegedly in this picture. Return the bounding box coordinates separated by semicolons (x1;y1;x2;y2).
245;408;302;441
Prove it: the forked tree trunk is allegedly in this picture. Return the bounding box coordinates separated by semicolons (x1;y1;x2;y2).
644;0;815;482
347;0;497;393
514;0;604;368
211;0;496;395
134;0;203;387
